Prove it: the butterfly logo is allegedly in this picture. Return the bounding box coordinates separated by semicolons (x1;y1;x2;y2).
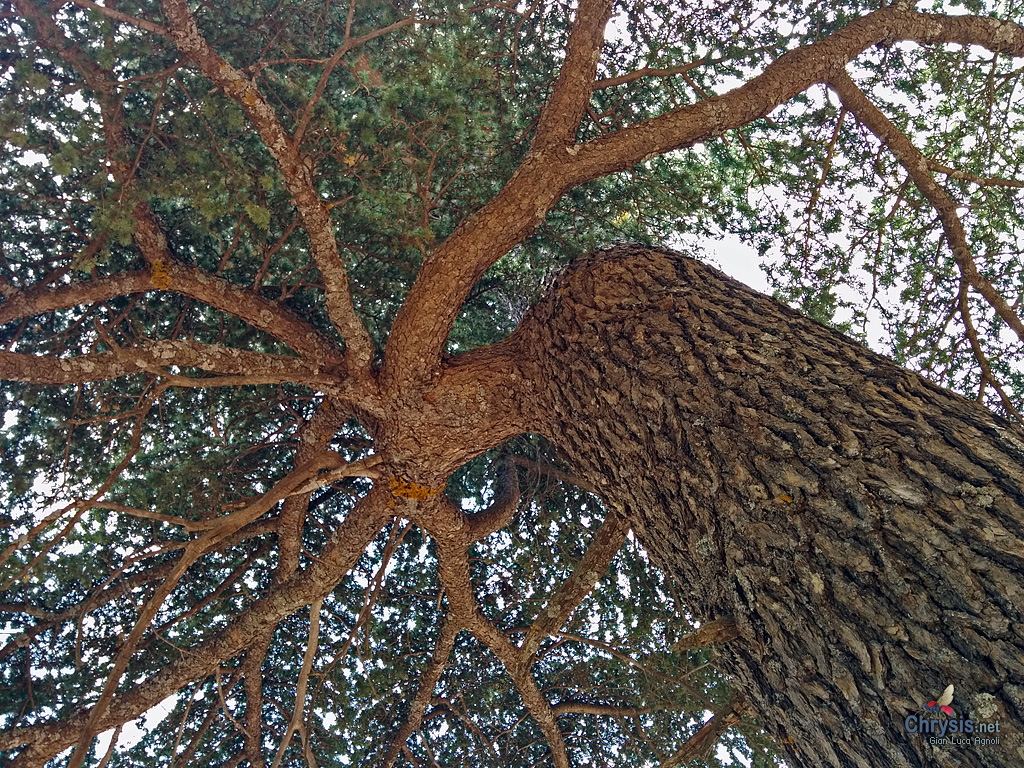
924;684;955;717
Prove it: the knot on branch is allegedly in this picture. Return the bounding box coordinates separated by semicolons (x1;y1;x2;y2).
670;617;740;651
389;476;444;501
150;260;172;289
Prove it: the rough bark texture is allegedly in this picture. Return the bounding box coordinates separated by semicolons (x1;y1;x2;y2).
517;245;1024;767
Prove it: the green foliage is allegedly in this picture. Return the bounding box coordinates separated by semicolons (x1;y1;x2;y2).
1;0;1022;766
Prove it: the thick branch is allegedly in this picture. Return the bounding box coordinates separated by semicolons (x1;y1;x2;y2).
552;702;652;717
452;588;570;768
429;521;569;768
827;68;1024;343
571;11;1024;177
15;1;347;372
509;455;599;496
0;341;330;387
595;61;705;90
288;454;384;497
0;265;342;367
275;400;352;580
670;617;740;652
466;457;520;541
518;511;629;664
61;449;357;768
531;0;614;149
161;0;375;373
241;631;274;768
659;695;747;768
381;613;461;768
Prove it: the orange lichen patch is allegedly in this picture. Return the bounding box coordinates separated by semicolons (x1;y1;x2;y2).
777;494;793;504
389;476;444;501
151;260;172;289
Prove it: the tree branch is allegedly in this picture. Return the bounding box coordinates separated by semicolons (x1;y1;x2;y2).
275;400;352;581
509;455;599;496
827;68;1024;343
11;1;346;372
518;511;629;664
0;341;330;387
68;0;168;35
670;617;740;652
161;0;375;374
456;594;570;768
552;702;654;717
467;456;520;541
594;60;706;90
382;8;1024;391
269;598;323;768
531;0;614;149
3;487;391;765
151;260;344;366
293;14;421;145
958;279;1023;421
430;532;569;768
658;694;748;768
426;697;498;761
286;454;385;497
928;160;1024;188
570;11;1024;180
0;265;342;367
61;447;356;768
381;612;461;768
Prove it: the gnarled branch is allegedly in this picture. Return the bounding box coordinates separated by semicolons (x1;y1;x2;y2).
384;8;1024;391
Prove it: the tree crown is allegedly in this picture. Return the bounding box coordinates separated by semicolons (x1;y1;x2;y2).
2;1;1023;766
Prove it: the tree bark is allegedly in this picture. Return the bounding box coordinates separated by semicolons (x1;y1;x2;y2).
516;245;1024;767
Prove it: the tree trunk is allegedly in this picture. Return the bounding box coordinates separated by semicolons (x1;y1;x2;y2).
516;245;1024;767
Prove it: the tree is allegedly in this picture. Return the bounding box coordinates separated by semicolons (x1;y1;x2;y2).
1;0;1023;767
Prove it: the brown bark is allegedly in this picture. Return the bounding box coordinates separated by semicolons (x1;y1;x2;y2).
0;341;332;387
660;694;748;768
0;266;342;366
671;618;741;652
381;613;461;768
517;511;630;667
7;1;1024;763
515;245;1024;767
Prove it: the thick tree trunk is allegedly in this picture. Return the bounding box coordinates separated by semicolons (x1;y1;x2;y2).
516;245;1024;767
